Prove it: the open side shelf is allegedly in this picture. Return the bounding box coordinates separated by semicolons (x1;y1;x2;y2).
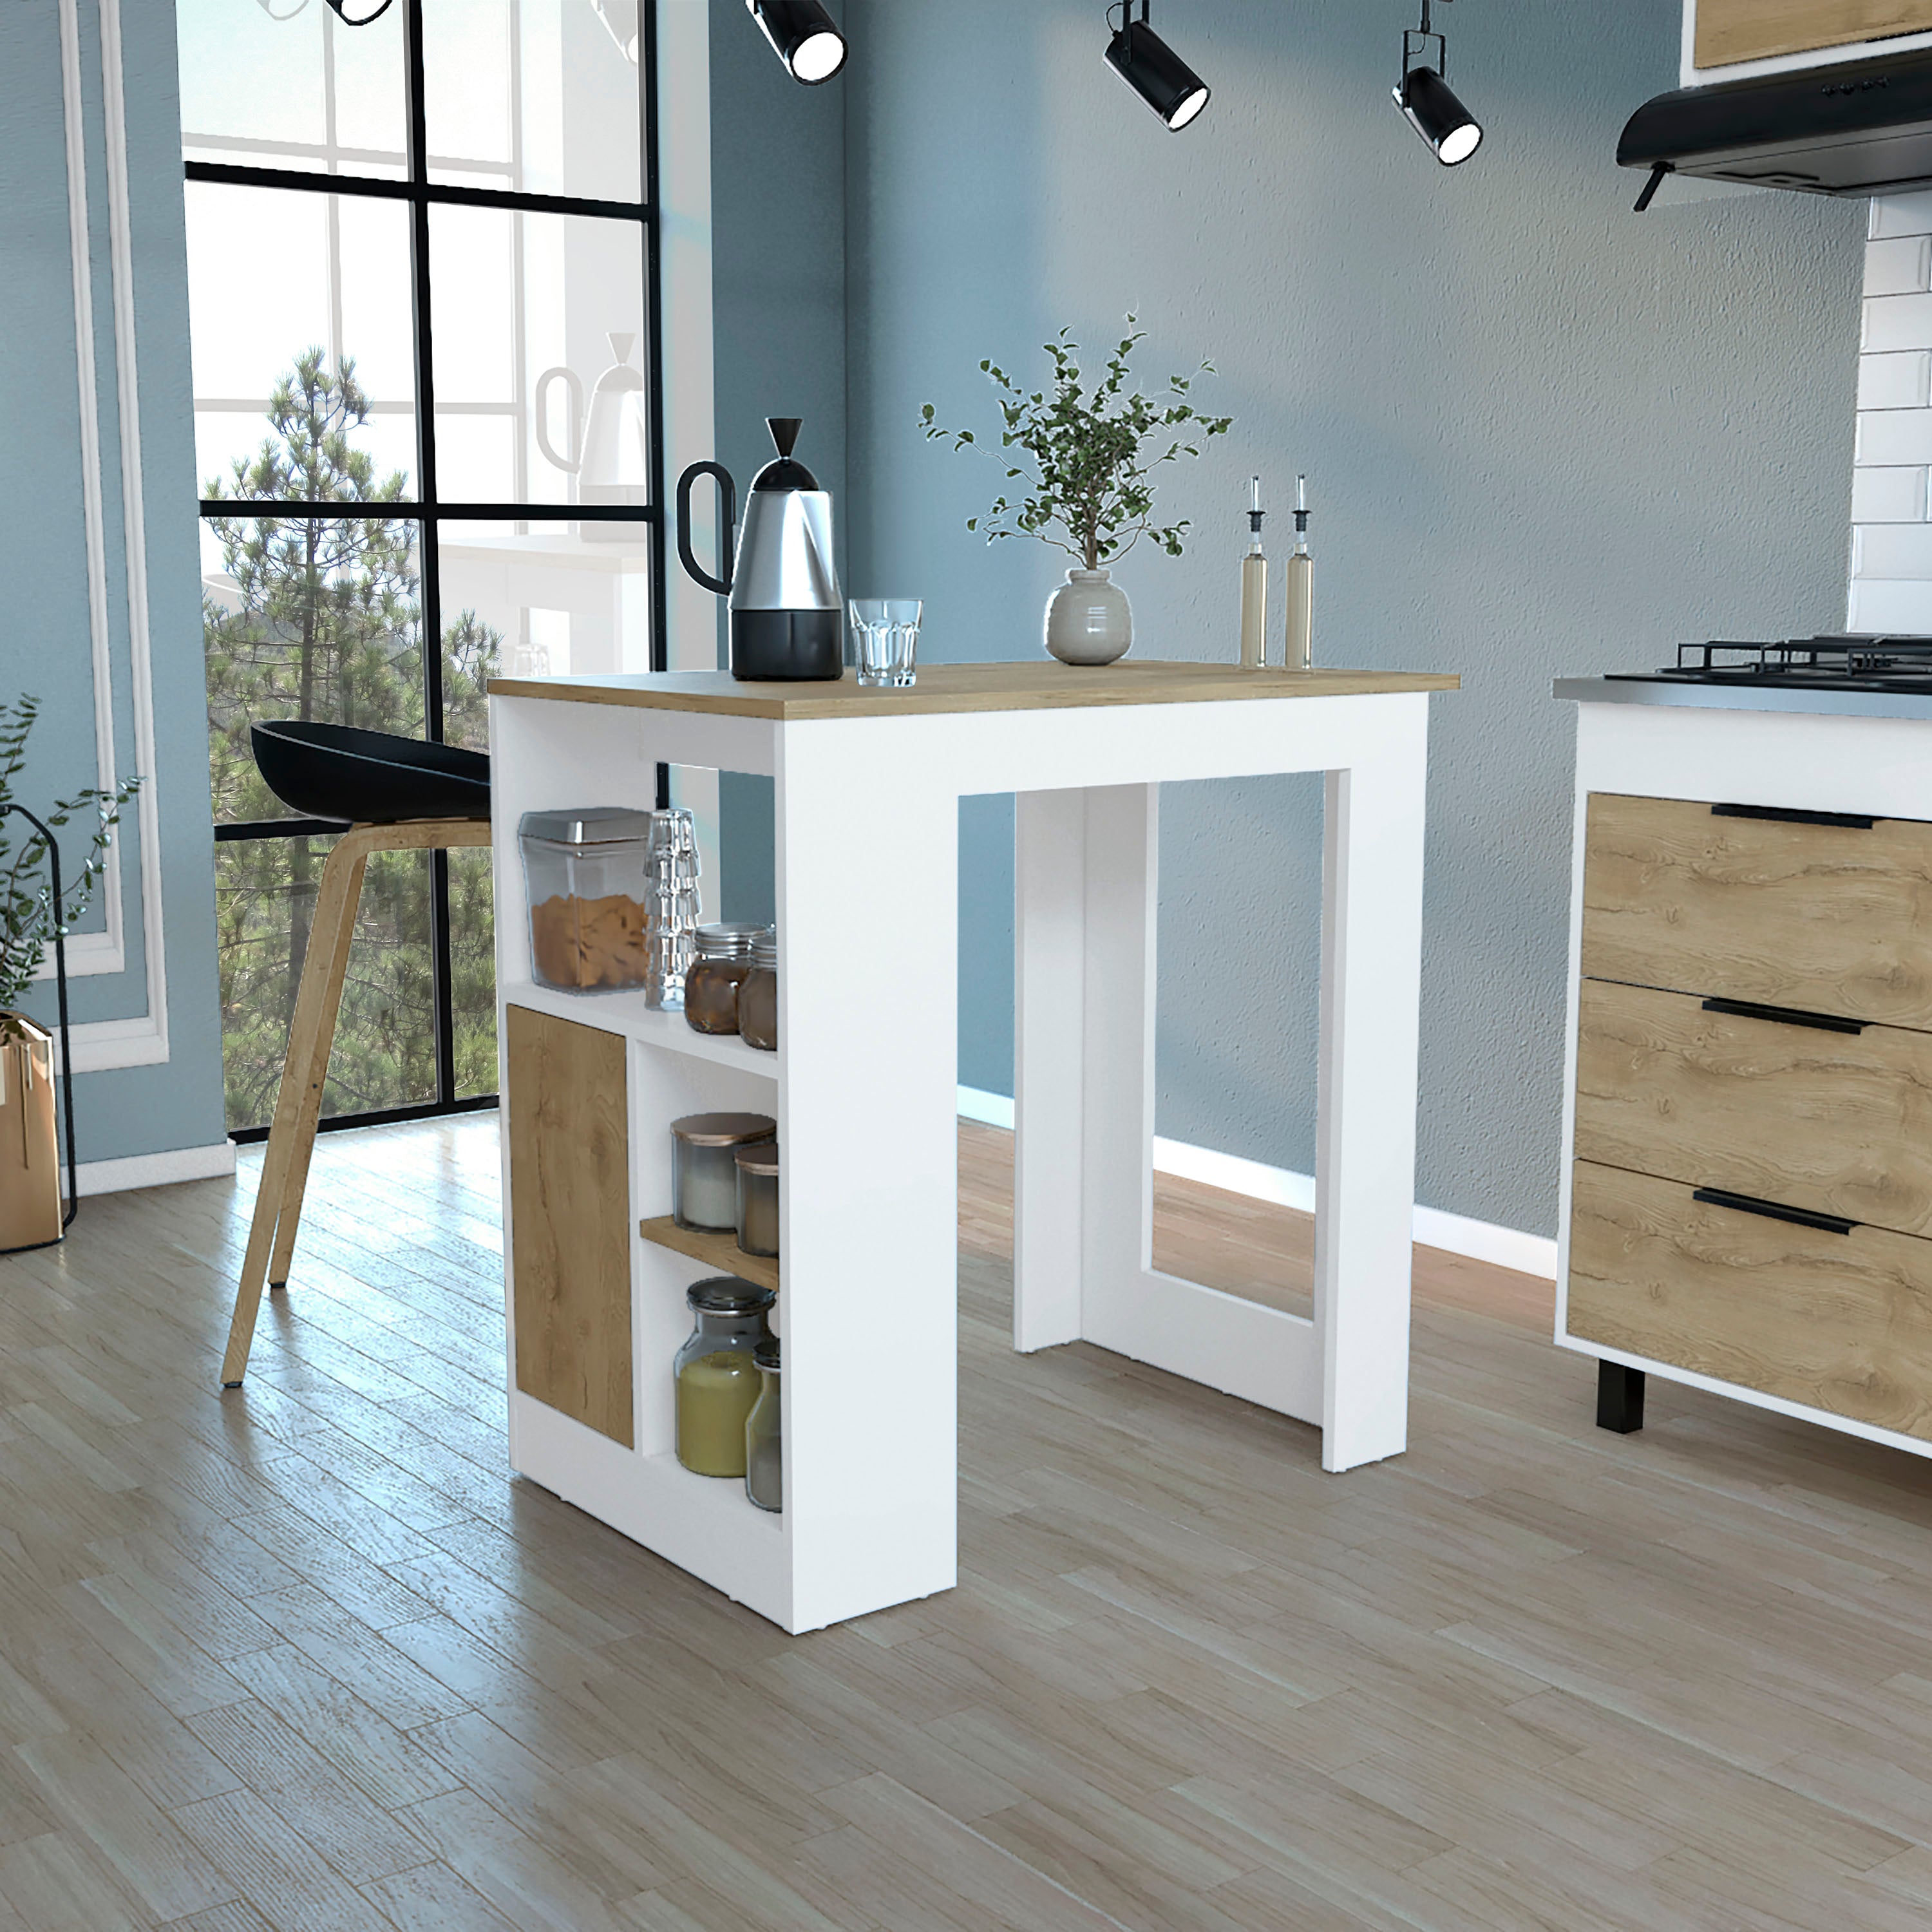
639;1215;779;1294
502;979;779;1076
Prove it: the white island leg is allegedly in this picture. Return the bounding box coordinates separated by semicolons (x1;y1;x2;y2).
775;720;961;1631
1012;701;1430;1475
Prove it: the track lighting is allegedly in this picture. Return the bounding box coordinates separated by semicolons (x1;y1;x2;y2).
323;0;395;21
746;0;848;86
1394;0;1482;166
1104;1;1210;132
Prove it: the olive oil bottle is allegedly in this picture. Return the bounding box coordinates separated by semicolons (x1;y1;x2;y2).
1238;477;1268;670
1284;474;1313;672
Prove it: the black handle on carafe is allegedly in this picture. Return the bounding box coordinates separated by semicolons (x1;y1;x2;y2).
676;461;737;596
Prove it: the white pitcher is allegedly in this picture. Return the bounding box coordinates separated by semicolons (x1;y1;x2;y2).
535;331;650;543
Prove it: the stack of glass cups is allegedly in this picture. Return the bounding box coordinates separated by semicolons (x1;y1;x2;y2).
645;808;702;1009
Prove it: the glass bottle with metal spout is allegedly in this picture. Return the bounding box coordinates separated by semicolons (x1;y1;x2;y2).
1238;477;1268;670
1283;474;1314;672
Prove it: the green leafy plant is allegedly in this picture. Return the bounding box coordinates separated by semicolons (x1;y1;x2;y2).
921;317;1233;571
0;695;140;1028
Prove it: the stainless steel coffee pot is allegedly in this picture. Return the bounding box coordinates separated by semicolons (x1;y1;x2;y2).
676;417;842;682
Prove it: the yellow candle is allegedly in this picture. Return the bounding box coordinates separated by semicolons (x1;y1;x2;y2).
676;1350;761;1477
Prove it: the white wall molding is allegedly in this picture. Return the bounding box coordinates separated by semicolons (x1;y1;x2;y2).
957;1084;1558;1282
75;1139;234;1198
47;0;171;1074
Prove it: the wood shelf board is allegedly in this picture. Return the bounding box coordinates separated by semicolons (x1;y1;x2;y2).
639;1214;779;1293
489;659;1461;721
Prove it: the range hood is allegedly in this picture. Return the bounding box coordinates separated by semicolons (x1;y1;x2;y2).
1620;46;1932;202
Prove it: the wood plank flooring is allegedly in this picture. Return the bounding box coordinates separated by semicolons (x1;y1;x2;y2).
1;1114;1931;1926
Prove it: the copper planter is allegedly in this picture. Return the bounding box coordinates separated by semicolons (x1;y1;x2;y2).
0;1015;62;1251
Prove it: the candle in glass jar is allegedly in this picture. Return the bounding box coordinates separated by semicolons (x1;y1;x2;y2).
672;1113;775;1231
735;1142;780;1258
676;1350;761;1475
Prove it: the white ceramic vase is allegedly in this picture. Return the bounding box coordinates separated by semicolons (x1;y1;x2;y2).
1044;569;1133;667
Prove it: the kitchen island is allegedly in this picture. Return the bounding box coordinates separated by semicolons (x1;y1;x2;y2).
1556;674;1932;1457
489;661;1457;1633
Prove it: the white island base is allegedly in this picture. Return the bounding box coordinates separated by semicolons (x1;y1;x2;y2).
489;663;1455;1633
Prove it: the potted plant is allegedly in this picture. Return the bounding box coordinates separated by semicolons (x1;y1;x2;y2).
922;317;1232;665
0;696;138;1251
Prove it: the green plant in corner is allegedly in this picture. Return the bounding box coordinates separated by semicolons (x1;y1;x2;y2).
0;695;140;1034
920;316;1233;570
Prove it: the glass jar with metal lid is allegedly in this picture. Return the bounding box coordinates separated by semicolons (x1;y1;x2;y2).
672;1112;776;1231
744;1333;782;1511
734;1141;779;1258
518;807;656;991
674;1277;776;1478
737;929;779;1052
684;923;768;1035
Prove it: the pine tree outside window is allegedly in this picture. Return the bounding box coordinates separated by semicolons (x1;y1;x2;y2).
177;0;664;1135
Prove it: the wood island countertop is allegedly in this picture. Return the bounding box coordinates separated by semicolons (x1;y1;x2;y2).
488;660;1459;721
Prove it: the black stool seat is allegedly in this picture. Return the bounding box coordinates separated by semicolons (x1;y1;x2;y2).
251;721;491;825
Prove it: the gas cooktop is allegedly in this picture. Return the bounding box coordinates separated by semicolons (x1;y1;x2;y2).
1616;636;1932;693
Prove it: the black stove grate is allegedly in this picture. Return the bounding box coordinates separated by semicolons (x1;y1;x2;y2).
1616;635;1932;692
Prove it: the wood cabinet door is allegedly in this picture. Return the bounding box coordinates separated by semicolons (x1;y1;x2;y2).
1696;0;1932;68
507;1005;634;1447
1580;793;1932;1030
1575;979;1932;1240
1569;1160;1932;1440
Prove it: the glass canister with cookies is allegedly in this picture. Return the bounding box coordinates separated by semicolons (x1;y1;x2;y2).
519;808;657;992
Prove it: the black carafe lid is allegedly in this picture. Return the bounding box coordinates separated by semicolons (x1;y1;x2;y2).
752;415;820;491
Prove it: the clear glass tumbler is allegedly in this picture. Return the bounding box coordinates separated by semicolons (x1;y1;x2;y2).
849;598;923;688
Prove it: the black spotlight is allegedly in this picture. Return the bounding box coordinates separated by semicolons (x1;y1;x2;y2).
1105;1;1210;132
1394;0;1482;166
323;0;395;21
746;0;848;85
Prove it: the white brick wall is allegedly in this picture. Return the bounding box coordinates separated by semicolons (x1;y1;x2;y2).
1852;193;1932;631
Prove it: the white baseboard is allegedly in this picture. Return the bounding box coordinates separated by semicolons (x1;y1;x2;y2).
957;1085;1557;1282
957;1085;1015;1130
74;1140;236;1197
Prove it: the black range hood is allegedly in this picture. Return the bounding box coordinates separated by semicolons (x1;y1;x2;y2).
1620;46;1932;200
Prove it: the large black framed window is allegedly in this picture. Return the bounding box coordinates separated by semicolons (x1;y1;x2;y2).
180;0;664;1137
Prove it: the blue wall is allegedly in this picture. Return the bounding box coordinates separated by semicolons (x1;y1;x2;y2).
838;0;1863;1236
0;0;226;1167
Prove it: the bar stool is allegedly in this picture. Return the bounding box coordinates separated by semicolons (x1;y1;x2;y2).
222;722;490;1387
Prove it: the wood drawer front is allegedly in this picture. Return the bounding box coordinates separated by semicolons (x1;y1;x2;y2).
1575;980;1932;1240
1569;1160;1932;1440
1581;792;1932;1028
507;1006;634;1448
1696;0;1932;69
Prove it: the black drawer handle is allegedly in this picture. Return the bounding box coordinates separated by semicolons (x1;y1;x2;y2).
1711;802;1876;831
1692;1186;1855;1236
1701;997;1866;1037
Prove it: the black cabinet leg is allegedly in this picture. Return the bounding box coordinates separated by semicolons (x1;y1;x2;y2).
1596;1361;1645;1434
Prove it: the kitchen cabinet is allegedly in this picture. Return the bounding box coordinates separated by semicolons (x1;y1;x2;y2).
489;660;1455;1633
1682;0;1932;84
1555;682;1932;1459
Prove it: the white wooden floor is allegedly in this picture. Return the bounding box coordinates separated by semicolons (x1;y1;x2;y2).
0;1115;1928;1927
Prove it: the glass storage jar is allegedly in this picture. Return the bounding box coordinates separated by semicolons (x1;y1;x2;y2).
734;1142;780;1259
738;930;779;1051
519;808;657;992
672;1113;777;1231
684;923;766;1035
744;1333;782;1511
674;1278;776;1478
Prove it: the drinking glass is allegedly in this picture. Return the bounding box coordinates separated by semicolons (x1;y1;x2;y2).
849;599;923;688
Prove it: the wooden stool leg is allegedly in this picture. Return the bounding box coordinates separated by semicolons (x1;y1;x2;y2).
221;838;368;1387
266;854;365;1291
